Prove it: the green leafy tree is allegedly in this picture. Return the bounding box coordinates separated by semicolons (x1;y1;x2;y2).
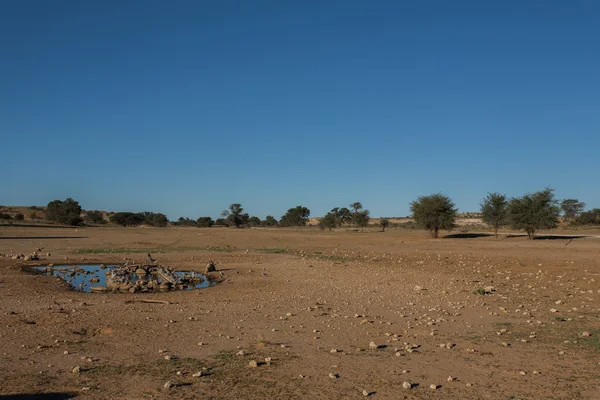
214;218;227;226
221;203;249;227
560;199;586;221
410;193;457;238
320;212;338;231
279;206;310;227
196;217;214;227
507;188;560;239
262;215;278;226
0;213;12;220
380;218;390;232
46;198;83;226
480;193;508;238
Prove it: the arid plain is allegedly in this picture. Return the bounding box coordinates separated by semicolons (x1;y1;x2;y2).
1;226;599;399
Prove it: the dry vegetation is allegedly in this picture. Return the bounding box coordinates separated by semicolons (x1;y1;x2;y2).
1;226;599;399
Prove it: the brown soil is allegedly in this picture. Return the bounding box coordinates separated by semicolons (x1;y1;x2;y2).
1;226;599;399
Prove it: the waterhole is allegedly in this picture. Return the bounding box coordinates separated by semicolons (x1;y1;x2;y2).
33;265;216;293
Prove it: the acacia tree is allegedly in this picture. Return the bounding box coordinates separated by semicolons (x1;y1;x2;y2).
221;203;249;228
560;199;585;222
330;207;352;227
507;188;560;239
320;212;337;231
410;193;457;238
480;193;508;238
380;218;390;232
279;206;310;227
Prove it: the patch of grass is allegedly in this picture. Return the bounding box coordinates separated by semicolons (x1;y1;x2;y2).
72;245;236;255
472;287;487;295
213;351;235;360
253;248;287;254
72;247;169;254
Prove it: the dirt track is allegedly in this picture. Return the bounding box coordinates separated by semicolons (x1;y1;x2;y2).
1;226;599;399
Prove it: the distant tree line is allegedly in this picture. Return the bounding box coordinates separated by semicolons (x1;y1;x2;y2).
3;193;597;234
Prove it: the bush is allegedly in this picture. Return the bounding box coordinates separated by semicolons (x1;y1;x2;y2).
196;217;214;227
320;212;337;231
109;212;145;227
380;218;390;232
214;218;227;226
85;210;106;225
0;213;11;220
574;209;600;226
248;216;261;227
46;198;83;226
14;213;24;221
507;188;560;239
175;217;197;227
261;215;278;226
410;193;457;238
279;206;310;227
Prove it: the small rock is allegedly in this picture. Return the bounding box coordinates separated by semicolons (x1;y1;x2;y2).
402;381;412;389
329;372;338;379
163;381;173;389
236;350;245;356
581;331;591;337
362;389;369;396
430;384;438;390
249;360;258;368
192;371;204;377
72;366;81;374
447;376;454;382
369;341;378;350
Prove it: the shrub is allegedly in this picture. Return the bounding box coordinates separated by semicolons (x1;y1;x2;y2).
85;210;106;225
380;218;390;232
320;212;337;231
46;198;83;226
279;206;310;227
196;217;214;227
0;213;11;220
574;209;600;226
261;215;278;226
14;213;24;221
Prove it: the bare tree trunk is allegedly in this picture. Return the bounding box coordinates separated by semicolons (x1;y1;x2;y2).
434;227;439;238
494;225;499;238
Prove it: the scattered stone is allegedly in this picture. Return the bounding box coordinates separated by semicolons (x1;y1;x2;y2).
163;381;173;389
581;331;591;337
249;360;258;368
72;366;81;374
362;389;369;396
430;384;438;390
369;341;378;350
192;371;205;377
329;372;339;379
402;381;412;389
447;376;454;382
236;350;245;356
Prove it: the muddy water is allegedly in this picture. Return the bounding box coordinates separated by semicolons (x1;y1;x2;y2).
33;265;216;293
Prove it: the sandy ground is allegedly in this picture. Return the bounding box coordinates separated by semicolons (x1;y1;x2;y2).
0;226;599;399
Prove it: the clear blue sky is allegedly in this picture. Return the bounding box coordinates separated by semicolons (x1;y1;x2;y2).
1;1;598;220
